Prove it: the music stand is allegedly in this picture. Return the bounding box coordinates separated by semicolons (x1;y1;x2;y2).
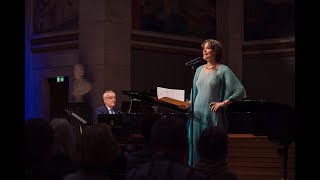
65;109;87;134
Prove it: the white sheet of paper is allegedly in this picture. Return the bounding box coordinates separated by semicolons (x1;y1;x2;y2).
157;87;185;101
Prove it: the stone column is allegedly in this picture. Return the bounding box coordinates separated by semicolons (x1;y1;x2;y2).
216;0;244;80
79;0;132;115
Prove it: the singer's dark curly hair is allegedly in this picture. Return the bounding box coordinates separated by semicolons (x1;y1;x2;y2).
201;39;224;63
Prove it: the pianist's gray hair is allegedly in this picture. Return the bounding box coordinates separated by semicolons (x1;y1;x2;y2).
103;90;116;99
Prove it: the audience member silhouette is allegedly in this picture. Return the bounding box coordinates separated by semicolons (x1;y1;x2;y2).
126;116;208;180
24;118;54;180
64;123;121;180
49;118;78;180
192;127;239;180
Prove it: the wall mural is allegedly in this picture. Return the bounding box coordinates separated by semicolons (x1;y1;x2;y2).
33;0;79;34
132;0;217;39
244;0;295;41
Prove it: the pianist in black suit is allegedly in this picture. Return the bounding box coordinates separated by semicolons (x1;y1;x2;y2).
95;90;120;123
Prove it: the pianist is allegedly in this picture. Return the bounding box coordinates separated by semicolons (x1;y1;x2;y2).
95;90;120;123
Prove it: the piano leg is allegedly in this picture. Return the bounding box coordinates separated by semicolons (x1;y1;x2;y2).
276;143;289;180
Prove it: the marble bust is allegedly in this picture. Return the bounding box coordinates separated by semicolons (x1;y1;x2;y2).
72;64;92;102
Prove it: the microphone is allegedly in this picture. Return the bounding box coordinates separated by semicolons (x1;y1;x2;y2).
185;57;202;66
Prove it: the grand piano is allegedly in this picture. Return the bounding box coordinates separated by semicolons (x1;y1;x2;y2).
122;90;295;140
119;89;188;142
122;89;295;180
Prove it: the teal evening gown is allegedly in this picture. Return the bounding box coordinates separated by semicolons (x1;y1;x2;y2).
187;64;246;166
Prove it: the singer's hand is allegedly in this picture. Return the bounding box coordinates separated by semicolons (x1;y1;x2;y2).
209;102;225;112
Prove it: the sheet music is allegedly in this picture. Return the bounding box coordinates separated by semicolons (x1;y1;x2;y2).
157;87;185;101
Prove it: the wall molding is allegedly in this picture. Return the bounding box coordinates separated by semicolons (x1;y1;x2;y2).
243;37;295;58
31;30;79;53
131;29;203;55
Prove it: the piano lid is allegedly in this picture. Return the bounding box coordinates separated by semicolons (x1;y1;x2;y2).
123;90;188;113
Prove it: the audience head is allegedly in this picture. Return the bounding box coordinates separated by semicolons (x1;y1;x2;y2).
50;118;76;159
25;118;54;176
79;123;120;172
197;127;229;161
103;90;117;108
149;116;188;162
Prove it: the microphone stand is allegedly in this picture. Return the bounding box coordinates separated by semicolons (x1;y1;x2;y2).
189;64;196;165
